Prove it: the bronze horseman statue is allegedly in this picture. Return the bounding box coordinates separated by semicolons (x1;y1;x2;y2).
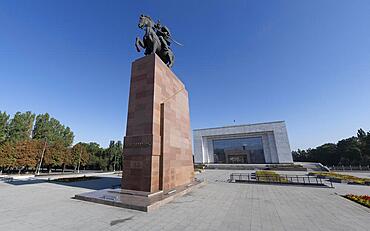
135;15;177;68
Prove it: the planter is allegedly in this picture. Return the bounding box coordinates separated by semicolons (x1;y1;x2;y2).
344;195;370;208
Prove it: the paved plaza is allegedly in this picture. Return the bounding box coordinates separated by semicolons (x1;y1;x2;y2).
0;170;369;231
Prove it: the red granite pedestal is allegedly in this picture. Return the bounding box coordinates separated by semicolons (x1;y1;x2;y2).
122;53;195;195
75;54;201;211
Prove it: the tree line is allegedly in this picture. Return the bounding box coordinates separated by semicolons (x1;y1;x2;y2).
0;111;123;174
292;129;370;166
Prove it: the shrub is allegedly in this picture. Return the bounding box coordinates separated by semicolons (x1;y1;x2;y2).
255;170;288;183
310;172;370;185
344;194;370;208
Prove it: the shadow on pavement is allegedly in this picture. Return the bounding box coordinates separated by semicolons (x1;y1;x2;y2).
1;178;46;186
52;176;121;190
110;216;135;226
2;176;121;190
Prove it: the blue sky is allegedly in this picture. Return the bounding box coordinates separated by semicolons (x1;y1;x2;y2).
1;0;370;150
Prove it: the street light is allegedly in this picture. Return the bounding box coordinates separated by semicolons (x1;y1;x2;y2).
36;138;47;175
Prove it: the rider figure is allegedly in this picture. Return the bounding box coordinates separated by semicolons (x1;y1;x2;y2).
155;20;171;52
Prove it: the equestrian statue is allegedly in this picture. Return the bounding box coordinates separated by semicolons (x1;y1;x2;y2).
135;15;180;68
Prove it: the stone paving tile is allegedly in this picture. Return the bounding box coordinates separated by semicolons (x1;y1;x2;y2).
0;171;369;231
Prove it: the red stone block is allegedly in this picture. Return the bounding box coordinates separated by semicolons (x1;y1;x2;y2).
122;54;194;193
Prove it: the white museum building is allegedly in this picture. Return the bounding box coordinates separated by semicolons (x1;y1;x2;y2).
193;121;293;164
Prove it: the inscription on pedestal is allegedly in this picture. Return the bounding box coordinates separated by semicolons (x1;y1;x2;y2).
124;142;152;149
124;135;153;149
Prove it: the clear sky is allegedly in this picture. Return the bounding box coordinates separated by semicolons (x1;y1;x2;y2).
1;0;370;150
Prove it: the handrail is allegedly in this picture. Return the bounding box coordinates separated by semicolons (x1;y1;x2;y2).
330;165;370;172
229;173;333;188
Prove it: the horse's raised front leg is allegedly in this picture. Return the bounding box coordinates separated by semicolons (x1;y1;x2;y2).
135;37;144;52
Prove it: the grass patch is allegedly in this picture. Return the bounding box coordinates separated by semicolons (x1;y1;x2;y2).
309;172;370;185
344;194;370;208
255;170;288;183
51;176;100;183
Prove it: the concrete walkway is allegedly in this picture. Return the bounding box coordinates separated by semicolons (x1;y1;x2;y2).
0;170;369;231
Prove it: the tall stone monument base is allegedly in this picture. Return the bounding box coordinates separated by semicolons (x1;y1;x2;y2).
122;53;195;194
75;54;202;211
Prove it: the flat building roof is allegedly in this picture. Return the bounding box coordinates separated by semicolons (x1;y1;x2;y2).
193;121;286;132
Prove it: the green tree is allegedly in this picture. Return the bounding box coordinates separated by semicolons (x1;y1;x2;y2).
114;141;123;171
71;143;89;172
337;137;362;165
292;128;370;166
63;127;74;147
105;141;123;171
0;111;10;143
33;113;74;146
363;134;370;162
85;142;105;170
32;113;53;141
357;129;367;142
32;113;74;172
311;143;339;166
7;111;35;143
292;149;310;162
43;141;67;172
60;147;72;173
357;129;370;164
85;142;102;155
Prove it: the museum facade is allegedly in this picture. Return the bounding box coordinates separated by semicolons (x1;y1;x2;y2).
193;121;293;164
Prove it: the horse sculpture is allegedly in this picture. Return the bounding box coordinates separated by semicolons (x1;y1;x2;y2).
135;15;175;68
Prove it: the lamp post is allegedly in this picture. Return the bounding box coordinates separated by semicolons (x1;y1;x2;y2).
36;139;47;175
77;145;82;174
113;152;117;172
